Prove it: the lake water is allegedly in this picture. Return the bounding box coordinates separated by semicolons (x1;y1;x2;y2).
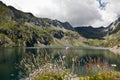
0;47;120;80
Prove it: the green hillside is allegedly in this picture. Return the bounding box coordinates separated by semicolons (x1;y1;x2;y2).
0;1;85;47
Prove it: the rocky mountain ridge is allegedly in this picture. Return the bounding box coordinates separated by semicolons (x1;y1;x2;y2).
74;26;107;39
0;1;83;47
0;1;74;31
74;18;120;39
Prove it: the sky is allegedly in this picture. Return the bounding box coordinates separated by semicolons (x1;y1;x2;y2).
1;0;120;27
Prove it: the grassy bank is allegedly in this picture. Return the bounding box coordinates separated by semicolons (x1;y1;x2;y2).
79;72;120;80
33;71;120;80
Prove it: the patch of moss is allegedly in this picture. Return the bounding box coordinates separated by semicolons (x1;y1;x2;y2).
35;72;63;80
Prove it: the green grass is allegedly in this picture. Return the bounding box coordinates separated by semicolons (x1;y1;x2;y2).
0;34;14;47
53;38;65;46
79;72;120;80
83;39;104;47
34;71;120;80
35;72;63;80
0;2;9;20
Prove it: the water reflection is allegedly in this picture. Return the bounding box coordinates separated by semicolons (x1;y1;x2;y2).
0;47;120;80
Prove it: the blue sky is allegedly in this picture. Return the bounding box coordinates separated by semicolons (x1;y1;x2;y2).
1;0;120;27
96;0;109;10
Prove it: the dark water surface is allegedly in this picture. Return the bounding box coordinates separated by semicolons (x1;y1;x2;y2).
0;47;120;80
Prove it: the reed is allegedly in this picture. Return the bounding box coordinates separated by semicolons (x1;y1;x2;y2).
16;48;119;80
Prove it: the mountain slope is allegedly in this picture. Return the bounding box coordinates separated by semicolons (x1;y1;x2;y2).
76;18;120;47
107;18;120;34
0;1;84;47
74;26;107;39
104;18;120;47
0;1;74;31
74;18;120;40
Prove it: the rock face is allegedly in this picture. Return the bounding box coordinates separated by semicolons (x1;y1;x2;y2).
107;18;120;34
74;26;107;39
52;30;64;39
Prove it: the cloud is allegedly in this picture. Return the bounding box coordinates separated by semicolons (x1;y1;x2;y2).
1;0;120;27
36;0;102;27
93;0;120;27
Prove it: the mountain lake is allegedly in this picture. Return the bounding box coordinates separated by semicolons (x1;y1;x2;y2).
0;47;120;80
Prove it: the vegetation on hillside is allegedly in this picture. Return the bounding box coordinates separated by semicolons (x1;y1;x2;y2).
0;20;84;47
83;30;120;48
0;1;85;47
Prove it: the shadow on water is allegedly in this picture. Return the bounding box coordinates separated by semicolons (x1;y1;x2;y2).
0;47;120;79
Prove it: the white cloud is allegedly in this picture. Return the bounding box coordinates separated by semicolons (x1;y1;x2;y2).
93;0;120;27
1;0;120;27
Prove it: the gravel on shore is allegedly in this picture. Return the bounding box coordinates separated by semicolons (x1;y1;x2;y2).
109;48;120;54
